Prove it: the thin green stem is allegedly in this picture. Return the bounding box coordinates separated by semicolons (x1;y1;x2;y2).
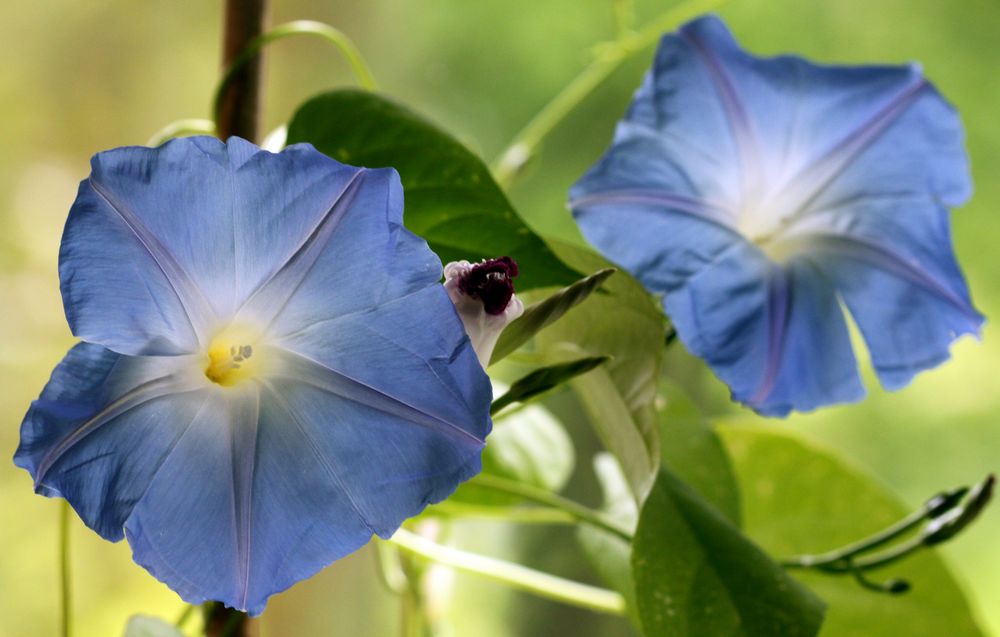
779;507;929;570
779;486;969;570
852;477;993;572
426;501;576;525
491;0;726;187
611;0;636;38
146;119;217;147
400;580;426;637
491;47;621;188
847;563;910;595
778;475;993;597
396;536;434;637
375;539;410;595
388;528;626;616
59;500;72;637
213;19;376;125
469;473;632;541
175;603;196;628
848;535;926;572
401;591;418;637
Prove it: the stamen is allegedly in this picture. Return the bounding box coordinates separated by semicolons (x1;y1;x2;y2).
203;326;263;387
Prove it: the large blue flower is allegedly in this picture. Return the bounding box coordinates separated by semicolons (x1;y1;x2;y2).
15;136;492;614
570;15;983;416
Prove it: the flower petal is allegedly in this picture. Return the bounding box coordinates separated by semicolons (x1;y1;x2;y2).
810;233;982;390
663;243;863;416
261;373;483;560
276;284;493;441
61;137;366;354
123;368;485;616
780;196;976;313
570;14;978;414
123;387;269;613
238;166;443;337
662;240;770;402
19;340;486;615
28;130;497;615
744;260;865;415
569;130;740;228
14;343;208;540
570;196;740;295
771;188;983;389
772;65;970;224
632;16;969;217
61;177;209;355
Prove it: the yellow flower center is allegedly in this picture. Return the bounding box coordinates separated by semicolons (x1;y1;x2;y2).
204;324;265;387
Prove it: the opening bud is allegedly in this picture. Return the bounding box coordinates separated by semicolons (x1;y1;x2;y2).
445;257;524;367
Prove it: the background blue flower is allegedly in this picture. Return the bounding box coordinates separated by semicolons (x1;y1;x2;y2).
570;15;983;416
15;136;492;615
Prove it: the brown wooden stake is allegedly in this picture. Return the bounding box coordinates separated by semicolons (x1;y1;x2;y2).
216;0;270;142
204;601;259;637
205;0;269;634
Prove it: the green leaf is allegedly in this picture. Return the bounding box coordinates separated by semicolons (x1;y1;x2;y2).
659;381;741;525
122;616;185;637
490;267;616;364
449;394;574;507
491;356;610;414
632;468;826;637
536;241;665;498
571;367;659;500
578;382;743;630
286;89;580;292
577;453;640;625
720;427;987;637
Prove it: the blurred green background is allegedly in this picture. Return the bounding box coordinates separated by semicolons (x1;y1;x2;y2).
1;1;997;635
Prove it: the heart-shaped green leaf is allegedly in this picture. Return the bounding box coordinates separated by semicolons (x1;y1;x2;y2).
287;89;581;292
720;426;987;637
632;468;825;637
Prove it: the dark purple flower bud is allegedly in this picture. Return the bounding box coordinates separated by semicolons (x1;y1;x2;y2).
456;257;520;315
445;257;524;366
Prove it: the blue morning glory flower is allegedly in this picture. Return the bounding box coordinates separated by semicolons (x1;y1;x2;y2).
14;136;492;614
570;15;983;416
